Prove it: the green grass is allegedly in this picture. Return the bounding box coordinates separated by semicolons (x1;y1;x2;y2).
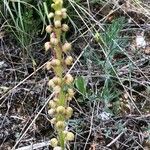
1;0;53;67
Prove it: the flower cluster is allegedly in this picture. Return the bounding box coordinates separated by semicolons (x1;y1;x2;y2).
44;0;74;149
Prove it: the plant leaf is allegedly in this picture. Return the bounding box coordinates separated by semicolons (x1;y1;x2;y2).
75;76;87;96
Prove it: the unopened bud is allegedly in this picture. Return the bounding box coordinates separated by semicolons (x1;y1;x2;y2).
53;146;62;150
63;130;68;136
68;88;75;97
62;43;72;53
49;100;57;108
67;96;73;101
53;97;59;102
51;59;61;66
53;85;61;94
62;24;69;32
50;118;56;124
61;8;67;13
54;20;61;28
46;25;53;33
50;138;58;147
56;106;65;114
48;80;55;88
55;121;65;130
46;61;52;70
66;107;73;117
44;42;51;51
62;12;67;19
48;109;55;116
64;74;74;85
55;10;62;16
50;32;55;38
53;77;61;85
51;4;55;8
65;56;73;65
50;38;59;45
66;132;74;141
48;12;54;18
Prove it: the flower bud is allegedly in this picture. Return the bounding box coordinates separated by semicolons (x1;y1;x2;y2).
46;61;52;70
65;107;73;118
62;12;67;19
62;24;69;32
53;146;62;150
48;80;55;88
50;138;58;147
68;88;75;97
66;132;74;141
55;10;62;16
64;74;74;85
53;77;61;85
51;3;55;8
54;20;61;28
63;130;68;136
67;96;73;101
62;43;72;53
51;59;61;66
44;42;51;51
56;106;65;114
49;100;57;108
61;8;67;13
46;25;53;33
53;85;61;94
55;121;65;130
50;32;55;38
50;38;59;45
48;12;54;18
53;97;59;102
48;109;55;116
65;56;73;65
61;9;67;19
50;118;56;124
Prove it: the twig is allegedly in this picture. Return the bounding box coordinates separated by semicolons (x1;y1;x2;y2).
83;101;96;150
15;141;50;150
0;62;47;106
106;132;124;147
11;93;54;150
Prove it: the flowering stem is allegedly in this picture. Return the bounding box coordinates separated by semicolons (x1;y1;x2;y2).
44;0;75;149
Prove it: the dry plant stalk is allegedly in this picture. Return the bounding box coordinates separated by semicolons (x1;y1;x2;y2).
44;0;74;149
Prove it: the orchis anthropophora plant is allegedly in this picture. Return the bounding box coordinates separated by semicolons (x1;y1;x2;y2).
44;0;74;149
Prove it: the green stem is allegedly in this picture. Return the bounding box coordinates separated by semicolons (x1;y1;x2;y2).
54;15;66;150
58;131;65;150
52;1;68;149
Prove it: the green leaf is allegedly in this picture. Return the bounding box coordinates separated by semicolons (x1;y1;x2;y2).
75;76;87;96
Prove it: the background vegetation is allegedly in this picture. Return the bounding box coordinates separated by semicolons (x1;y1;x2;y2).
0;0;150;149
